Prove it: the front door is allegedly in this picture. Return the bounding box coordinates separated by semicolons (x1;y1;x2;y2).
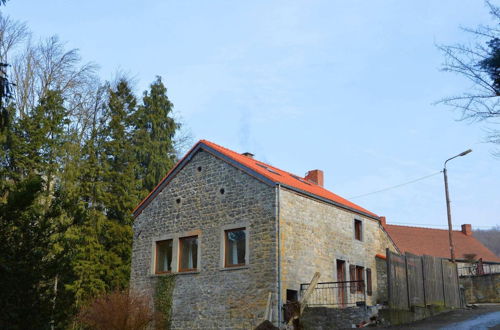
336;260;346;307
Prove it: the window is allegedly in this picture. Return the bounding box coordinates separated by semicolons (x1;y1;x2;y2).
224;228;246;267
354;220;363;241
179;235;198;272
366;268;372;296
286;289;298;302
356;266;364;292
349;264;365;293
155;239;173;274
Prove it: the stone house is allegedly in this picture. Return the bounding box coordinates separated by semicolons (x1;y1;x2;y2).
130;140;398;329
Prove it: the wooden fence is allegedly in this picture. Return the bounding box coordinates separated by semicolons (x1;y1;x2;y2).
387;249;461;310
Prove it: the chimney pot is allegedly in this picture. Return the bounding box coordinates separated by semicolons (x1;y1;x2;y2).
305;169;324;187
461;224;472;236
379;216;386;227
242;152;254;158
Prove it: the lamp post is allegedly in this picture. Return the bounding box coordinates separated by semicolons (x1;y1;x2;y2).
443;149;472;263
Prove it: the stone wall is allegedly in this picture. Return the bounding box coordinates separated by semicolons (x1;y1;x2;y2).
375;256;388;304
130;149;278;329
460;273;500;303
300;305;382;329
279;188;397;306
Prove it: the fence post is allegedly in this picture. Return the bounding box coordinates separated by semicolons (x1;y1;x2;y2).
441;259;447;307
421;255;427;307
386;248;392;308
454;262;462;308
404;254;411;309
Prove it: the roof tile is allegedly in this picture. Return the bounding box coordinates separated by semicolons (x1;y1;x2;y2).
385;224;500;263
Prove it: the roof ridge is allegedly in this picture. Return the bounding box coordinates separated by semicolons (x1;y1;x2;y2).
200;139;378;218
134;139;379;219
201;139;310;181
386;224;467;233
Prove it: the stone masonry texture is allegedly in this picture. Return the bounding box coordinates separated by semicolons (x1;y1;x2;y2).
460;273;500;303
130;147;400;329
130;149;278;329
279;188;397;306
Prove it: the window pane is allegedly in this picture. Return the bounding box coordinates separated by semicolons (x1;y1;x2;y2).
225;228;246;266
179;236;198;271
354;220;362;240
156;240;173;273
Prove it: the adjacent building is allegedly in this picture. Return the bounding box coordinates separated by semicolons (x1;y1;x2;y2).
382;220;500;276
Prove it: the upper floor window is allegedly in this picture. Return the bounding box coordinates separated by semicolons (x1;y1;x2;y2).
354;219;363;241
179;235;198;272
224;227;246;267
155;239;173;274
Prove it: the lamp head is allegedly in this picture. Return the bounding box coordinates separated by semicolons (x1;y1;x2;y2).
459;149;472;157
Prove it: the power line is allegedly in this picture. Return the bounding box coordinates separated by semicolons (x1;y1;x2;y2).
348;171;443;200
388;222;497;229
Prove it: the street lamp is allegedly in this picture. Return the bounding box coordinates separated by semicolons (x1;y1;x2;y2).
443;149;472;263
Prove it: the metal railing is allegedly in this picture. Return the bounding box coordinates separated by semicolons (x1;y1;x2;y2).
299;281;366;307
458;263;500;277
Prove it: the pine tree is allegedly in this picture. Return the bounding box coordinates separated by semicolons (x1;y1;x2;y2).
98;79;140;291
102;79;141;225
132;76;178;194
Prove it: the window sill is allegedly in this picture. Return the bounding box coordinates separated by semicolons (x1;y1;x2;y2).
220;265;249;271
149;270;199;277
177;270;200;275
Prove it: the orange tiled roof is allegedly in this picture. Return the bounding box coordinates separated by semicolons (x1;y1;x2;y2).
133;140;378;218
384;224;500;263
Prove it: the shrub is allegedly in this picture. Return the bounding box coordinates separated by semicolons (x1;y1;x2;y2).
77;290;154;330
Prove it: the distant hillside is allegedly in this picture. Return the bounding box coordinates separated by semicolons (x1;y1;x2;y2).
473;226;500;257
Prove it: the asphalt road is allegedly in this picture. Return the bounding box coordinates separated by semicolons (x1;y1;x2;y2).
378;304;500;330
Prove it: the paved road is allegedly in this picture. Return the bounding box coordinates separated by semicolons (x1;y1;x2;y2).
378;304;500;330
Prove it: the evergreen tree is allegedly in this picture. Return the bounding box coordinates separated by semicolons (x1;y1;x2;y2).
132;76;178;193
0;176;53;329
98;79;140;292
102;79;141;225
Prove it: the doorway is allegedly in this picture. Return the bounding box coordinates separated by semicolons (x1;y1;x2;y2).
336;259;346;307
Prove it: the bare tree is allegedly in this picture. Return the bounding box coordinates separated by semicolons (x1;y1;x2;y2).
438;1;500;150
0;13;29;63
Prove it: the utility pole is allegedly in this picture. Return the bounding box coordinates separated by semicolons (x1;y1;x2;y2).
443;149;472;263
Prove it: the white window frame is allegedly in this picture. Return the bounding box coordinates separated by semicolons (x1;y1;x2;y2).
220;222;249;270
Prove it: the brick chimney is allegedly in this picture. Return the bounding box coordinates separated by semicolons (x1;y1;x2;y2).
461;224;472;236
379;216;386;227
305;170;324;187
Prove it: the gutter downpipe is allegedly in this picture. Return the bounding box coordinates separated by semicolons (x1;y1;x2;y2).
275;184;282;326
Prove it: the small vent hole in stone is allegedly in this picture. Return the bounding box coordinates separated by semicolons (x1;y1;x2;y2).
197;166;202;172
220;188;225;195
176;198;181;204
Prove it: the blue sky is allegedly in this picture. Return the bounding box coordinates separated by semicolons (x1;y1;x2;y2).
5;0;499;229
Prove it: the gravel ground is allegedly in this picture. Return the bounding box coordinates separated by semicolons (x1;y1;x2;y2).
377;304;500;330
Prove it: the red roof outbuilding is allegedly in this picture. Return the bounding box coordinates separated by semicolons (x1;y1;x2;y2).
384;224;500;263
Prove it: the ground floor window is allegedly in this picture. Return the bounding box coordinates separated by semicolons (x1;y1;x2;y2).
349;264;365;293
